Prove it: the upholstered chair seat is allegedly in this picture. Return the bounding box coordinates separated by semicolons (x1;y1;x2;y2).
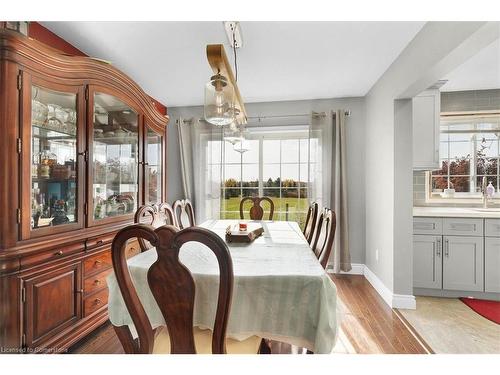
152;326;262;354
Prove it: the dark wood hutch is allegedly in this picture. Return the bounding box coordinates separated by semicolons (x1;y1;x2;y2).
0;29;168;352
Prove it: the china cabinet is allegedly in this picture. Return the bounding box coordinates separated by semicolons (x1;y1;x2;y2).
0;29;168;352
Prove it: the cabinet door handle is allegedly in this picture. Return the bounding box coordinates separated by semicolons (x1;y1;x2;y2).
54;250;63;256
96;240;103;246
436;238;441;257
94;260;102;266
94;298;102;305
94;279;101;285
445;239;449;257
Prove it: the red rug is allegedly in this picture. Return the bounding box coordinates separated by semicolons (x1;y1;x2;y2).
460;297;500;324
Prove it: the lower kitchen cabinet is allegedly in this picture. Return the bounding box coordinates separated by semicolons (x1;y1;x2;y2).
485;237;500;293
23;262;82;348
443;236;484;292
413;235;442;289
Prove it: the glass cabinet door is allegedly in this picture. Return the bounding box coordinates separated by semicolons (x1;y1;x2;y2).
91;92;139;222
30;85;80;232
145;126;163;205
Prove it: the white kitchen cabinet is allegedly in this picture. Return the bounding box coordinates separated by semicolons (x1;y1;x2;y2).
443;236;484;291
412;89;440;170
413;235;442;289
485;237;500;293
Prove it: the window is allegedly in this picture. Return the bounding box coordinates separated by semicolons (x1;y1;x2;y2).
428;114;499;200
218;130;313;226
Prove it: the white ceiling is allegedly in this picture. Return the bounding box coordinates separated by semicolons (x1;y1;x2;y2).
441;38;500;92
42;21;425;107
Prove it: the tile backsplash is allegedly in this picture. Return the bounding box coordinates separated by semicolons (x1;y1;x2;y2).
413;171;426;205
441;89;500;112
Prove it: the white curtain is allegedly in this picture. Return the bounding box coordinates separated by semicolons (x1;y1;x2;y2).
177;118;223;223
309;110;351;272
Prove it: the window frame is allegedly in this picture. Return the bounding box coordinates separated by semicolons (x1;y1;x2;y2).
426;112;500;203
218;131;313;222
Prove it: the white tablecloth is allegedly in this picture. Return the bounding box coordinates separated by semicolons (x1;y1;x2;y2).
107;220;338;353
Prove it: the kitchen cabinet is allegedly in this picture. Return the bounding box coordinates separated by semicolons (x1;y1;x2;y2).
442;236;484;291
413;235;442;289
485;237;500;293
412;89;440;170
413;217;499;296
0;30;168;352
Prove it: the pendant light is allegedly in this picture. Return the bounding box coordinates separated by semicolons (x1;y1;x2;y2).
204;72;235;126
205;22;247;126
223;121;241;145
232;124;251;154
233;136;251;154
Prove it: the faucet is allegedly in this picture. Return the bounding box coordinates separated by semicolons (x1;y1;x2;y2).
482;176;489;209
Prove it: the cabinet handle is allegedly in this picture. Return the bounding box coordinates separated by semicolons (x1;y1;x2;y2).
94;260;102;266
94;279;101;285
94;298;102;305
436;238;441;257
96;240;103;246
76;289;84;294
445;239;449;257
54;250;63;256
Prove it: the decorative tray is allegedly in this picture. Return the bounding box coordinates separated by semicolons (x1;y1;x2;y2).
225;223;264;243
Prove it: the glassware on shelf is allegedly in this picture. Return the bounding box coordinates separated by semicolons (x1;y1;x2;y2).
38;147;57;179
32;100;48;126
92;92;138;221
31;85;78;230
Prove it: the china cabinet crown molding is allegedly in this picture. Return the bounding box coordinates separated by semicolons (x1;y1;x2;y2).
0;28;168;352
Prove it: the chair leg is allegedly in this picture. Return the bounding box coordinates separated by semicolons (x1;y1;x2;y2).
258;338;271;354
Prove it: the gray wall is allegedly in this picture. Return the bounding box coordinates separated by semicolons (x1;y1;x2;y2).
166;97;367;264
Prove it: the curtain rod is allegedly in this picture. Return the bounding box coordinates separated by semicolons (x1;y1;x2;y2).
179;110;351;125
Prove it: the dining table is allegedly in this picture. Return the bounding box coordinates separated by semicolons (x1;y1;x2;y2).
106;219;339;354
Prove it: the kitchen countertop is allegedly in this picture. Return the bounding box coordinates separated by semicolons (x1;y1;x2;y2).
413;206;500;219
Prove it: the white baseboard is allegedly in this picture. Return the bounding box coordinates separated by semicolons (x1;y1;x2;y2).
327;263;364;275
329;263;416;310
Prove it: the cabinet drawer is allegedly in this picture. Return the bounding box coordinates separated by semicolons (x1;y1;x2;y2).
443;218;483;236
413;217;443;235
84;268;112;296
85;233;116;250
485;219;500;237
83;288;108;317
125;239;141;259
21;242;85;269
84;250;112;276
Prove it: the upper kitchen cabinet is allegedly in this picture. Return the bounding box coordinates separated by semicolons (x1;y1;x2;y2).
413;89;441;170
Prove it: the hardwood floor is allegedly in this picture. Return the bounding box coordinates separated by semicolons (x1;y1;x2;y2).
68;274;429;354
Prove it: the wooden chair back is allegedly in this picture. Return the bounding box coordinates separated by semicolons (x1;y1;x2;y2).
311;208;337;269
134;203;176;251
111;224;234;354
239;197;274;220
173;199;196;229
303;202;319;244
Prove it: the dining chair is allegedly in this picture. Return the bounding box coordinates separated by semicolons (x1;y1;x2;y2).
173;199;196;229
110;224;262;354
311;208;337;269
239;197;274;220
303;202;319;244
134;203;176;252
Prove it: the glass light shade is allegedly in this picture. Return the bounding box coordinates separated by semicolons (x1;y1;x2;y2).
233;137;251;154
223;122;241;145
204;74;235;126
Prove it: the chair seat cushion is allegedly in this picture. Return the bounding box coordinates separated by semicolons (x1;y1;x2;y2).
153;326;261;354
